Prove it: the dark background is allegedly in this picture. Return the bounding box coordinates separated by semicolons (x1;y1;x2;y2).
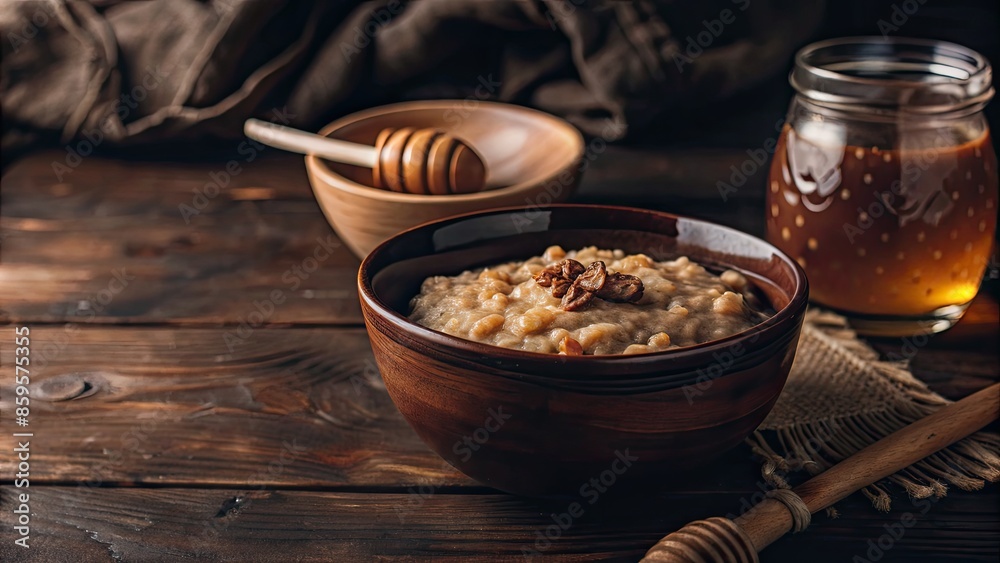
622;0;1000;149
5;0;999;161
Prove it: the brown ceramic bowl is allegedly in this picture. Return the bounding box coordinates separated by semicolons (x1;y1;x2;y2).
305;101;585;258
358;205;808;496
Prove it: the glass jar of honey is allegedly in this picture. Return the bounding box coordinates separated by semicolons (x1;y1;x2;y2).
768;37;997;336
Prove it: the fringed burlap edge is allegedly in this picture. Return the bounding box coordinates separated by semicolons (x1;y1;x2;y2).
746;311;1000;512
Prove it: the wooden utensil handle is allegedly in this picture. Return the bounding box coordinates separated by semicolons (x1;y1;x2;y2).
244;118;377;168
643;383;999;562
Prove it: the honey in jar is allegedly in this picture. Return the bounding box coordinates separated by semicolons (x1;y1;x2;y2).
767;37;998;336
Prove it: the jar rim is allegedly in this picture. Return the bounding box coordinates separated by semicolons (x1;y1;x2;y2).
791;36;994;115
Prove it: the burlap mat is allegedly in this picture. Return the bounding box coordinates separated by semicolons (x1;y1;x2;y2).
748;309;1000;511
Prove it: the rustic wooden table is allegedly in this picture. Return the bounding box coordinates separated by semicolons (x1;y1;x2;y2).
1;148;997;562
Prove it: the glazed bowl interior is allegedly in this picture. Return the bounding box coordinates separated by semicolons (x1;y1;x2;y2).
360;205;808;388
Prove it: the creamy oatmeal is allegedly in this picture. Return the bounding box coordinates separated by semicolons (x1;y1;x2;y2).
409;246;770;355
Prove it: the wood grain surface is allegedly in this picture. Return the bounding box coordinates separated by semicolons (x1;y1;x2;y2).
0;326;470;488
0;151;361;325
0;148;764;326
1;486;997;562
1;149;997;562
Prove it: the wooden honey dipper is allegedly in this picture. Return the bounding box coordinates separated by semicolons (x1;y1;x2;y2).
642;383;999;562
244;118;487;195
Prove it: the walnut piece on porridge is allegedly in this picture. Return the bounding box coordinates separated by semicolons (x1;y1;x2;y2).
534;259;644;311
596;272;644;303
561;282;597;311
574;261;608;292
408;246;769;356
533;259;584;287
533;259;586;298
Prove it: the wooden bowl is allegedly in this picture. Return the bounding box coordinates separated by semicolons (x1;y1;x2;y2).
358;205;809;496
305;101;585;258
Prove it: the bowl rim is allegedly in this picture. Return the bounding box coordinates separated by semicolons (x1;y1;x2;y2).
358;204;809;369
305;100;586;204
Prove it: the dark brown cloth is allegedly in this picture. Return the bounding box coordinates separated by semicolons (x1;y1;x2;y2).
1;0;822;160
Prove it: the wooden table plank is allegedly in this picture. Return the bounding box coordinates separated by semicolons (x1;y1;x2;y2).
0;146;776;326
4;148;993;326
1;325;995;490
0;324;787;493
3;147;997;562
2;486;996;562
1;150;362;325
0;325;470;488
